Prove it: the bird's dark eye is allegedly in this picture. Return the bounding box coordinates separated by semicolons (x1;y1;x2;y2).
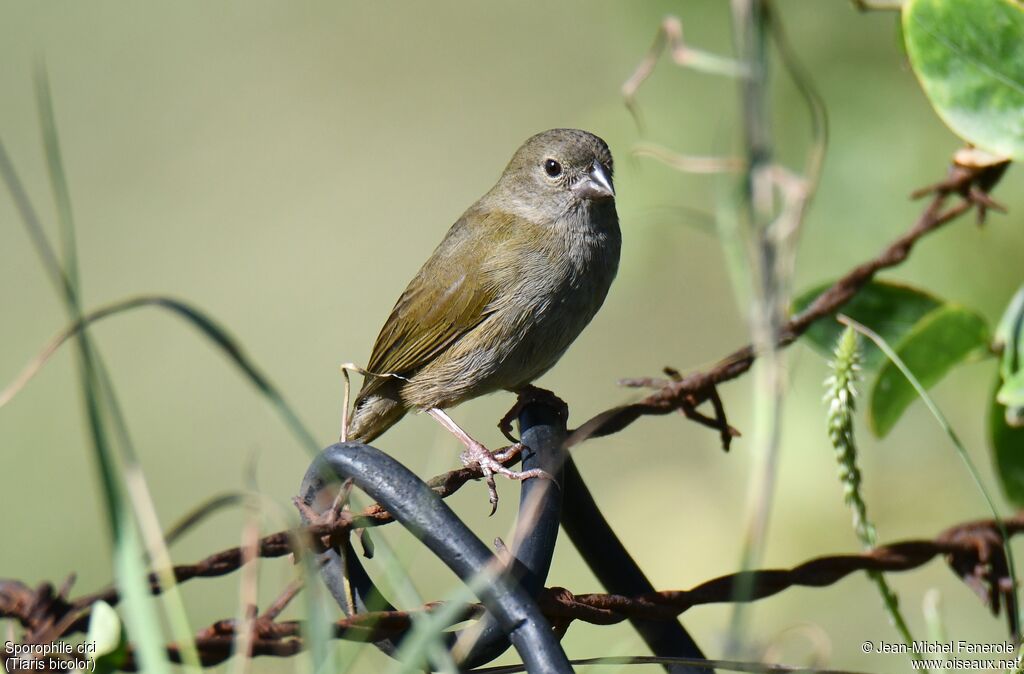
543;159;562;178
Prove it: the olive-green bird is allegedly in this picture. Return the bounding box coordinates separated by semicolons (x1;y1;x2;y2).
348;128;619;508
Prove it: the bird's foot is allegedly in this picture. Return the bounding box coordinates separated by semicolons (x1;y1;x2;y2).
459;440;550;516
498;385;569;443
427;407;551;514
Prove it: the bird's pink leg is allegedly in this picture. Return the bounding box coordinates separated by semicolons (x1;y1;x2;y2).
426;408;550;514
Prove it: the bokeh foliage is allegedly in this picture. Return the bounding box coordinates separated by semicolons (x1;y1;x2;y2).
2;2;1024;672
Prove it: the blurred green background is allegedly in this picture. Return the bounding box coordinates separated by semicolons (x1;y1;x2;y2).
2;2;1022;672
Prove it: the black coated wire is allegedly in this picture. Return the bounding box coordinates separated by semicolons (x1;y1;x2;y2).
299;402;570;673
561;455;709;674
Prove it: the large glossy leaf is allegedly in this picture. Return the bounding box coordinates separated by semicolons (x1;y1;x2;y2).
990;377;1024;506
793;280;942;368
869;305;990;437
903;0;1024;160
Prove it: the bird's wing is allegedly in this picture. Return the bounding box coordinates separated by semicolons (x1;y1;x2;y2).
357;210;513;399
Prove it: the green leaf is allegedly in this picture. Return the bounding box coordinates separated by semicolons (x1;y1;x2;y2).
793;280;942;368
851;315;1023;634
995;284;1024;379
86;600;127;674
995;285;1024;347
990;377;1024;506
903;0;1024;160
87;600;123;658
998;370;1024;408
869;305;990;436
994;285;1024;421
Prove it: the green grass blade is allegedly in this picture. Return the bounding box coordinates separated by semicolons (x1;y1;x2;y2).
840;315;1021;631
3;76;178;671
162;492;247;547
38;61;201;663
394;573;481;674
34;61;79;290
0;294;319;453
0;140;72;299
472;654;872;674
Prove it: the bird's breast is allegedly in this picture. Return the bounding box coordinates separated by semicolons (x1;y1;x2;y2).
497;212;620;384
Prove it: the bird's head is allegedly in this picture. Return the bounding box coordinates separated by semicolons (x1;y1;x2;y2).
492;128;615;219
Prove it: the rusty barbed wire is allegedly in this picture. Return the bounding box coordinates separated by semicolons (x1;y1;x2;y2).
1;155;1014;674
566;156;1010;450
0;158;1006;553
2;513;1019;671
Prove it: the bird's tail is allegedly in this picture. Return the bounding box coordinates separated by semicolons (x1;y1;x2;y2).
347;391;407;443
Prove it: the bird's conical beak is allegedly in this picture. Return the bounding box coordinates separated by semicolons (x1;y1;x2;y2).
574;160;615;201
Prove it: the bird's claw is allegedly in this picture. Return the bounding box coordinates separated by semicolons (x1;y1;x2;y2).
459;441;551;515
498;386;569;443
